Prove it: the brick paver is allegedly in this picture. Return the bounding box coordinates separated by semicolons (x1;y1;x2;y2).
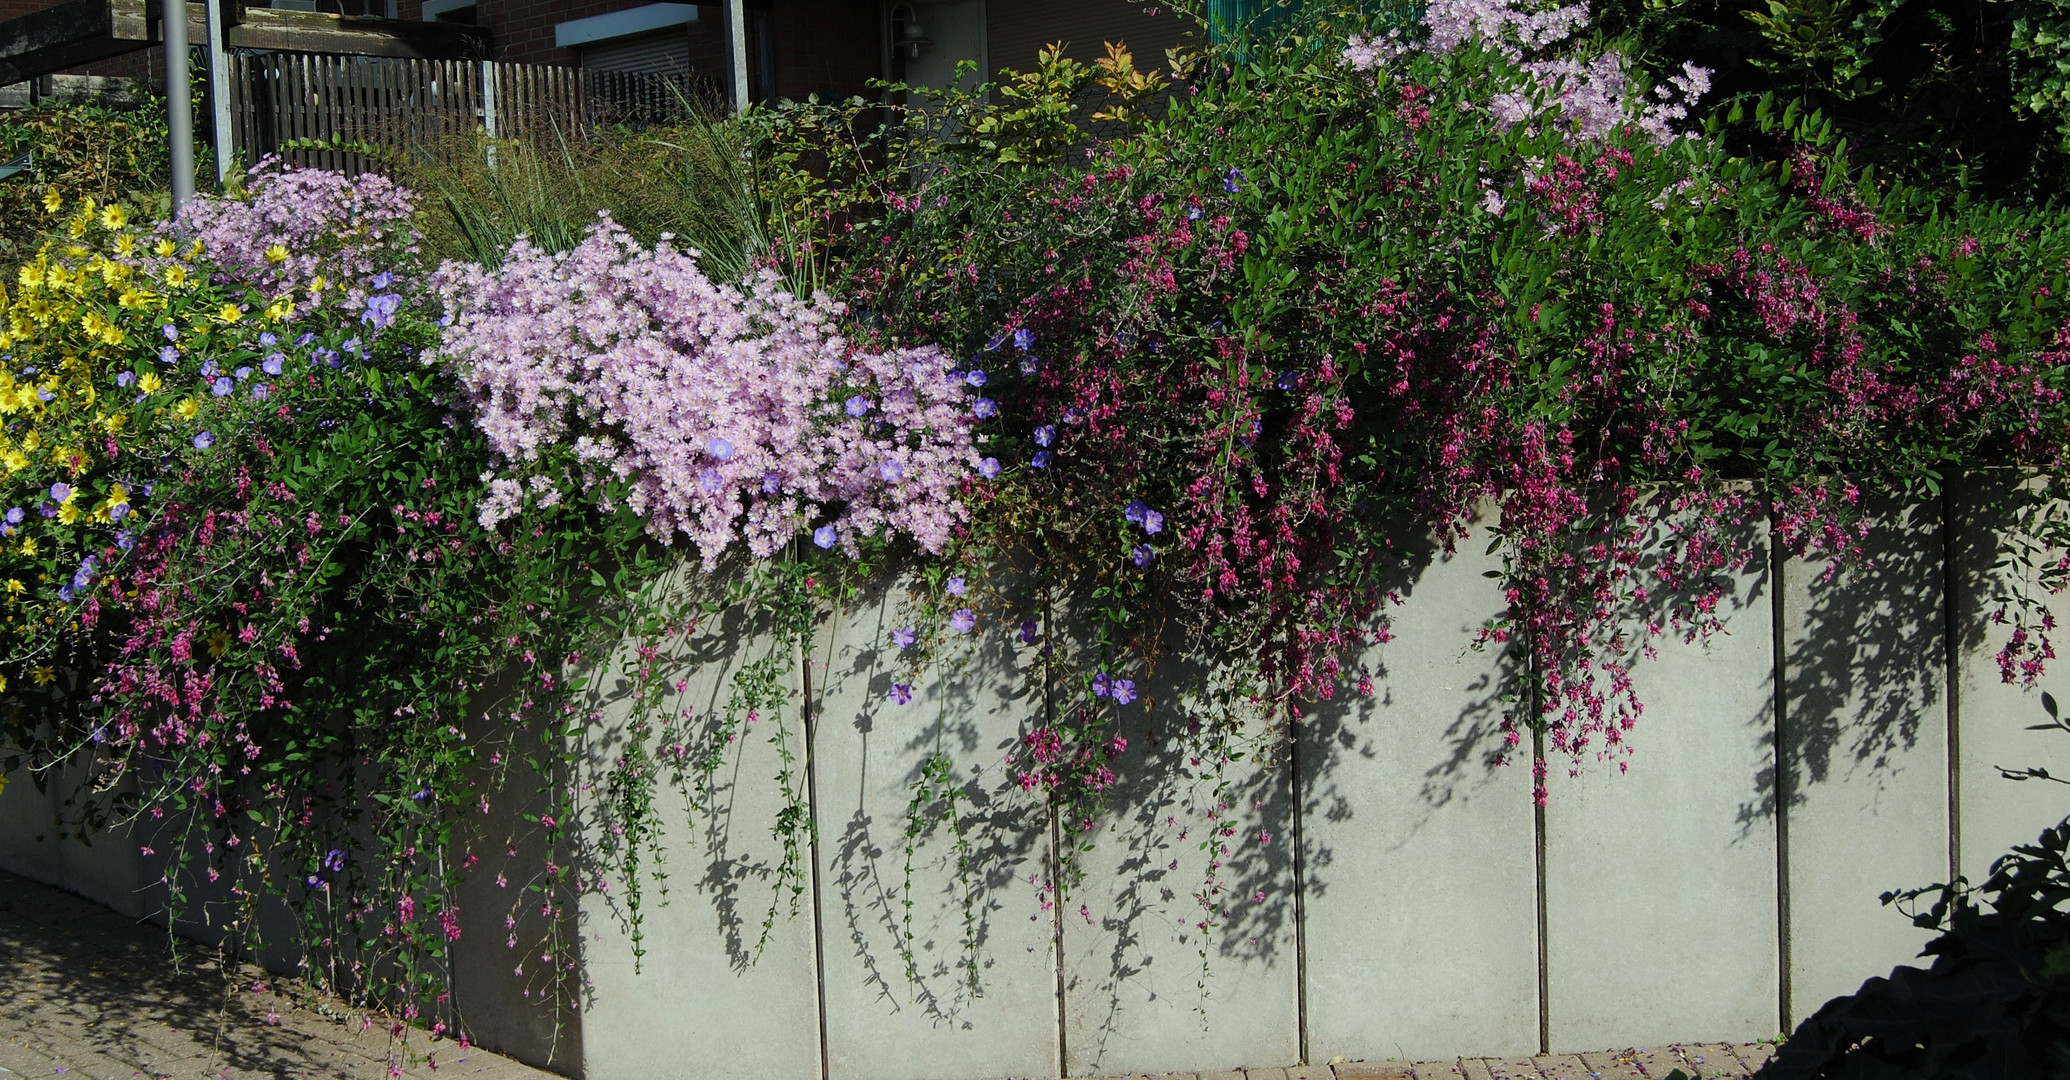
0;869;552;1080
3;867;1785;1080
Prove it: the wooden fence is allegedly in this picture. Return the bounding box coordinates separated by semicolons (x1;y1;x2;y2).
226;52;704;173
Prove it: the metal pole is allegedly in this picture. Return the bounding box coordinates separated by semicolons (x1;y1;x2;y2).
724;0;749;113
204;0;233;184
163;0;195;214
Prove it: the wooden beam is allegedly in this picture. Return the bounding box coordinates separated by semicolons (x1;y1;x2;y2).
0;0;126;86
3;0;487;88
112;1;489;58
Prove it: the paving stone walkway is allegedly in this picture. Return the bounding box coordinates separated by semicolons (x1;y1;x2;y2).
2;868;1778;1080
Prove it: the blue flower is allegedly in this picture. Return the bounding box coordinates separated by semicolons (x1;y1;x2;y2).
946;577;966;596
192;431;215;450
813;525;838;549
212;377;234;396
371;271;395;290
259;332;277;347
892;626;918;649
252;384;272;401
49;482;70;502
200;359;220;379
1223;167;1245;193
948;608;976;633
109;503;129;522
1111;679;1137;705
1278;370;1300;390
159;345;179;365
1034;425;1056;447
58;585;74;602
1018;619;1040;645
761;472;782;494
1020;356;1042;376
36;387;52;402
978;457;1001;479
323;849;346;872
3;507;20;524
984;332;1006;351
362;293;402;330
699;467;724;493
708;437;735;461
1092;672;1113;698
115;531;134;551
263;354;285;376
1143;509;1164;535
1132;544;1155;568
973;397;998;419
1188;203;1202;221
1125;500;1147;523
1032;450;1051;469
234;366;252;381
889;683;914;705
295;332;315;346
1013;328;1035;351
341;338;361;356
880;460;904;482
161;324;179;342
965;369;988;388
115;371;134;387
846;395;872;417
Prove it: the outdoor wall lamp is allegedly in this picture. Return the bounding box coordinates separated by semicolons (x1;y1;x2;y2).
890;3;932;60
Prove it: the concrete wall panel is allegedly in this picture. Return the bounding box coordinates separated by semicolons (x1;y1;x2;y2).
576;596;823;1080
810;582;1061;1080
1780;498;1948;1016
1951;480;2070;883
1301;510;1539;1062
1546;518;1780;1050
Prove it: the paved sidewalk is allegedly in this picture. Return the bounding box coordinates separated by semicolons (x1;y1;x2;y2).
0;869;546;1080
2;867;1777;1080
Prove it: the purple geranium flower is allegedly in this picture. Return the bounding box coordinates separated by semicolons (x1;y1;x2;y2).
1143;510;1164;534
948;608;976;633
892;626;917;650
159;345;179;365
1092;672;1113;698
708;437;735;461
263;354;285;376
946;577;966;596
1013;328;1035;351
193;431;215;450
161;324;179;342
889;683;913;705
1132;544;1155;568
881;460;904;482
1125;500;1147;523
1033;425;1056;447
846;395;871;417
978;457;1001;479
813;525;838;549
965;369;987;388
1018;618;1040;645
973;397;998;419
212;377;234;396
1112;679;1137;705
1032;450;1051;469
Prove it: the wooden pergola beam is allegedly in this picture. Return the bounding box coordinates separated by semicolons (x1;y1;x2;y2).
2;0;490;86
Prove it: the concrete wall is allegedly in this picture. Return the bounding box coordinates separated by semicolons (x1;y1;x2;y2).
7;485;2068;1078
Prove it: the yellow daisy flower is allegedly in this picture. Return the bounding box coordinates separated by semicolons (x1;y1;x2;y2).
100;204;128;230
41;188;61;214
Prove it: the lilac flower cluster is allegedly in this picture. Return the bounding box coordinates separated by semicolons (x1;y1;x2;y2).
173;161;420;315
1343;0;1710;143
438;216;979;564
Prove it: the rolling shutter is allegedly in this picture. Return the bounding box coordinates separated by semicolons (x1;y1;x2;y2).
581;30;691;76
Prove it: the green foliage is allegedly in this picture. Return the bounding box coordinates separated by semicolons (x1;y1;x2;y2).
0;97;174;271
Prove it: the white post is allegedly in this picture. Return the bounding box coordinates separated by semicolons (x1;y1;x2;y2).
724;0;749;112
204;0;232;183
479;59;498;171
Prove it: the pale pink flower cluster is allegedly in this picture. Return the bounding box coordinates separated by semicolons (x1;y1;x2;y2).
1342;0;1711;144
173;160;420;313
436;216;978;565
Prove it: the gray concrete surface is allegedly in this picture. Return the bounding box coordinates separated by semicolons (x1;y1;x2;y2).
1544;517;1780;1050
1779;496;1948;1019
1300;508;1539;1063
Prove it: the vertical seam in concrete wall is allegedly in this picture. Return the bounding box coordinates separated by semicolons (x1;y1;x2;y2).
1769;522;1793;1031
1532;657;1550;1056
1942;484;1961;882
801;636;832;1080
1291;716;1310;1066
1044;589;1070;1075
